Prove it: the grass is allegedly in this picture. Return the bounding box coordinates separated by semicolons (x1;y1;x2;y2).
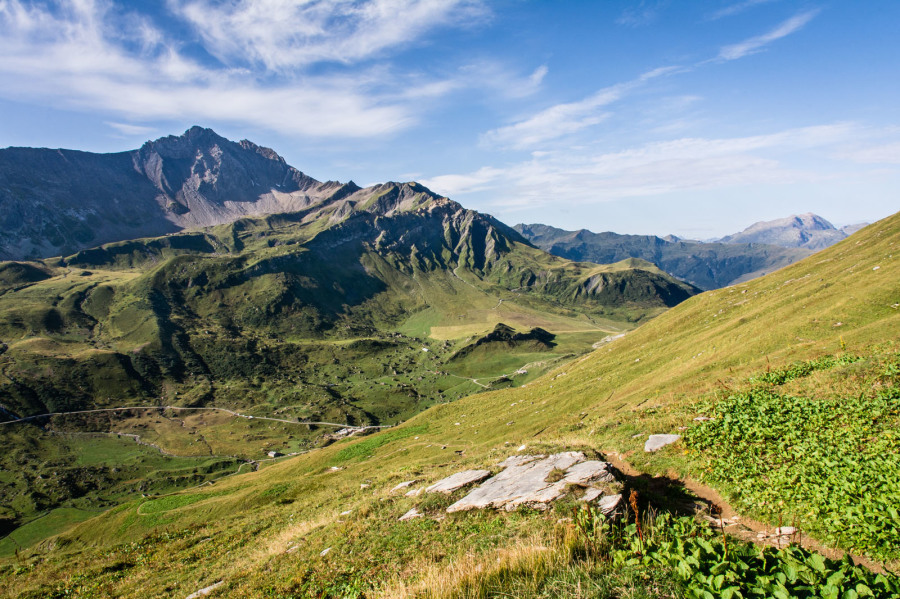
0;508;99;557
138;494;216;516
0;424;244;552
333;425;430;462
0;212;898;595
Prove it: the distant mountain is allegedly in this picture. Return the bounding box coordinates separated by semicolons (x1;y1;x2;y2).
0;128;699;422
514;223;811;290
0;126;352;260
716;213;862;250
840;222;869;236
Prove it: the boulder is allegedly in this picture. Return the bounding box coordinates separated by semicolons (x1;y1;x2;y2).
644;434;681;452
399;508;423;521
579;488;605;502
597;494;622;515
390;480;417;493
562;460;615;484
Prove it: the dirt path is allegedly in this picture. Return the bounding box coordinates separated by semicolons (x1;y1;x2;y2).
0;405;392;431
602;450;888;574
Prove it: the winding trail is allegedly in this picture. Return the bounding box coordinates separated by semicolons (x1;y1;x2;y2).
0;405;392;431
603;450;887;575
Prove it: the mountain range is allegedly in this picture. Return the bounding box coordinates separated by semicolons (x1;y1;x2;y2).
514;223;811;290
515;212;865;290
0;126;354;260
0;127;699;425
714;212;866;249
3;127;863;297
1;127;898;597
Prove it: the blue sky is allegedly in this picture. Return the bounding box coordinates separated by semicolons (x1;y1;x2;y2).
1;0;898;238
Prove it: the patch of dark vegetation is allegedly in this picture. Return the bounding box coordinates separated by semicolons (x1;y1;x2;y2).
0;262;51;291
450;323;556;362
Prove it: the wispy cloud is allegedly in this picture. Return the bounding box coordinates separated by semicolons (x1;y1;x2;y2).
838;141;900;165
707;0;777;21
423;123;860;205
0;0;492;138
481;66;682;150
616;1;668;27
106;122;157;136
528;65;549;87
717;9;819;60
170;0;488;72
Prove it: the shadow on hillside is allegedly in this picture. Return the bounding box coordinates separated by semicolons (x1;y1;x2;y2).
610;466;720;519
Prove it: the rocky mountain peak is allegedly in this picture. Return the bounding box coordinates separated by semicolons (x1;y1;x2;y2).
0;127;351;259
717;213;846;250
137;126;229;159
787;213;836;231
239;139;286;163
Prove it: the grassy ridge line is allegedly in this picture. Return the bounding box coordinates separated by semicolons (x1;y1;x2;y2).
2;214;898;596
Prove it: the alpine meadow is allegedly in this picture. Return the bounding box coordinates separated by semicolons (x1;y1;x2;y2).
1;1;900;598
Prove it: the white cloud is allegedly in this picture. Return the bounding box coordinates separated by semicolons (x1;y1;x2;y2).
616;1;666;27
718;9;819;61
452;61;549;100
838;142;900;165
707;0;776;21
529;65;549;87
0;0;486;138
481;66;682;150
422;123;863;205
169;0;487;72
105;122;157;136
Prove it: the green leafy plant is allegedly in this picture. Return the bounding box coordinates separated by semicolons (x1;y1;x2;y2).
685;355;900;561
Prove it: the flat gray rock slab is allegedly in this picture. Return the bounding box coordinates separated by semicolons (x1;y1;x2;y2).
597;493;622;515
399;508;423;521
644;434;681;452
498;455;545;468
447;452;592;513
390;480;417;493
563;460;615;484
186;581;224;599
426;469;492;493
579;488;605;502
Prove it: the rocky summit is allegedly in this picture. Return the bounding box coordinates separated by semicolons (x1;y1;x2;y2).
715;212;862;250
0;127;348;260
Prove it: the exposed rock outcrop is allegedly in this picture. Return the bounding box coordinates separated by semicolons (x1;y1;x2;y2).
412;452;622;517
644;434;681;452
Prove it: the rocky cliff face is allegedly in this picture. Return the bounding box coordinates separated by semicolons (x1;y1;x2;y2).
0;127;344;260
132;127;344;228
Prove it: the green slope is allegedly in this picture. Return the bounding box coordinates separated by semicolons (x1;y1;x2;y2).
0;192;696;420
0;188;700;542
2;212;896;596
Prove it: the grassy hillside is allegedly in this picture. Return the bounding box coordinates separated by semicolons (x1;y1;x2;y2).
0;195;696;420
0;192;702;548
1;210;896;596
